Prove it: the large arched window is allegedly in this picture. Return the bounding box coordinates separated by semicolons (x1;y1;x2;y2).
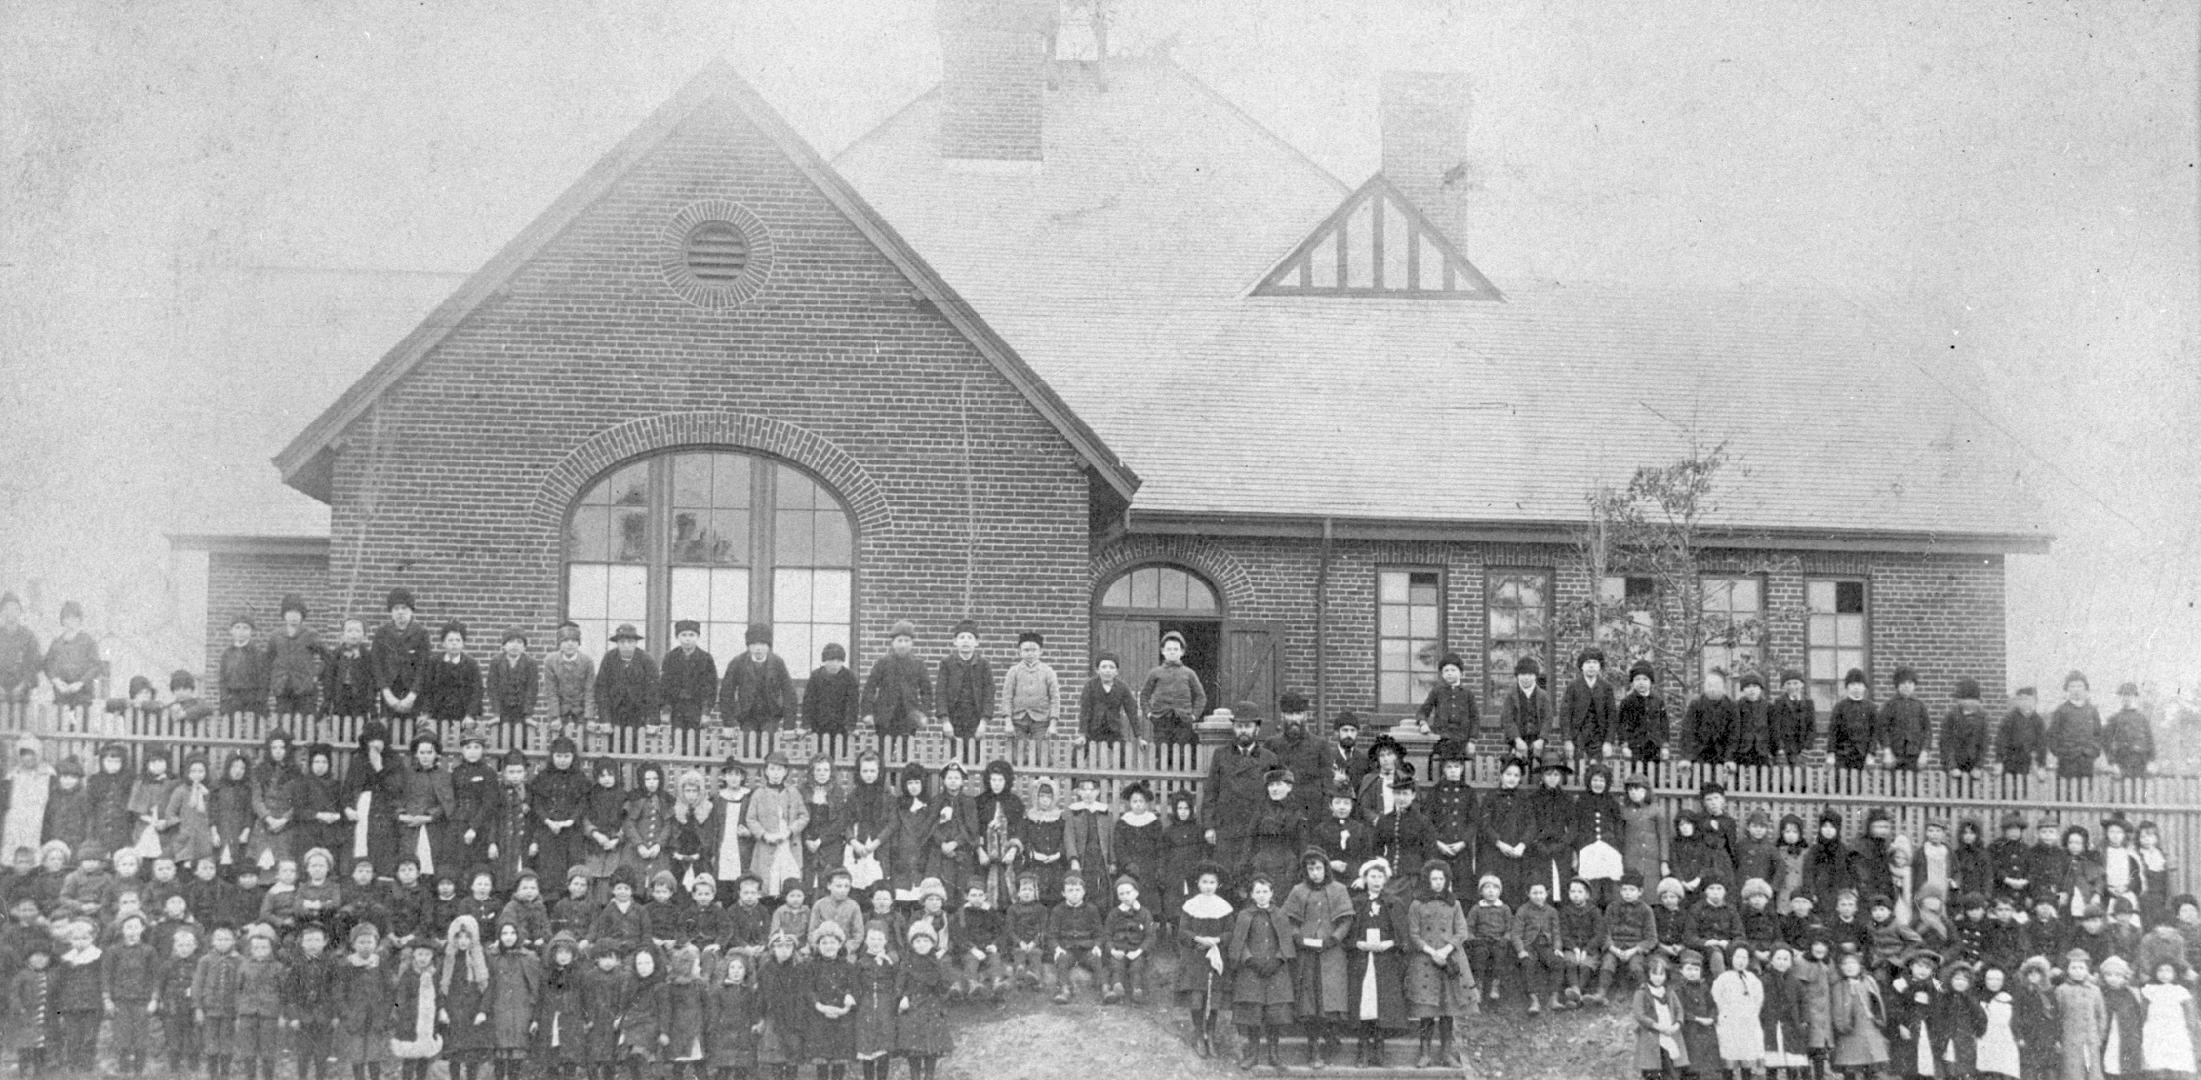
565;450;855;667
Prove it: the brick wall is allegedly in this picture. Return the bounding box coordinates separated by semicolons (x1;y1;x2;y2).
1094;535;2009;760
315;96;1095;696
203;552;331;688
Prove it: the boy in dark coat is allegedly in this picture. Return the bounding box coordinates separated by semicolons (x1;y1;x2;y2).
1680;671;1737;766
1078;652;1139;746
1873;667;1930;770
932;620;993;740
1940;678;1992;775
1497;657;1555;763
1046;875;1105;1004
802;644;859;735
220;617;271;718
1417;654;1480;745
594;625;659;730
2104;681;2154;776
267;595;326;718
860;620;931;737
321;619;377;720
1731;673;1772;767
1996;687;2047;775
657;620;717;730
1769;669;1816;764
1560;649;1618;760
370;588;430;722
1616;661;1668;762
2048;670;2104;779
1829;668;1876;770
484;629;539;726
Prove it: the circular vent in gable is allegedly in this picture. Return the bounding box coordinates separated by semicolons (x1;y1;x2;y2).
660;200;773;309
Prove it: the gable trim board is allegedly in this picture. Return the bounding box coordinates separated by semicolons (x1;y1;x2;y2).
271;59;1138;506
1251;173;1503;300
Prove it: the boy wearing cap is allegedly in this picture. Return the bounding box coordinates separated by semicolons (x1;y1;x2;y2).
1141;631;1206;746
1997;687;2047;777
1103;875;1154;1004
934;620;993;740
595;624;658;732
267;595;325;720
1875;667;1930;771
1418;653;1480;744
2049;671;2105;780
370;588;430;722
0;591;40;705
543;623;595;738
42;601;101;716
804;643;859;735
1602;871;1657;998
1229;873;1295;1068
1510;880;1563;1015
1562;648;1618;761
999;631;1061;749
1499;657;1555;763
659;620;718;731
1616;661;1669;763
1078;652;1140;748
720;623;796;733
2055;948;2107;1080
861;620;931;737
1769;669;1815;765
1732;673;1772;767
1941;678;1991;777
483;628;538;730
1830;668;1875;771
2105;681;2154;777
320;619;375;721
220;616;271;719
415;624;482;734
448;731;500;874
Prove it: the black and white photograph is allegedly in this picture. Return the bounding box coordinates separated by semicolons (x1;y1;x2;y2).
0;2;2195;1077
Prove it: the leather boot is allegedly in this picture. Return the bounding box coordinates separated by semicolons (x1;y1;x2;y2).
1440;1017;1462;1067
1587;968;1612;1005
1416;1024;1435;1068
1355;1036;1372;1067
1265;1031;1286;1071
1304;1024;1324;1067
1236;1028;1260;1071
1370;1036;1387;1068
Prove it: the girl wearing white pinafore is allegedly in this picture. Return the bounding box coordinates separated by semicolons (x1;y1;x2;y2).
1975;966;2023;1080
1713;945;1767;1071
2;735;54;861
2141;964;2201;1078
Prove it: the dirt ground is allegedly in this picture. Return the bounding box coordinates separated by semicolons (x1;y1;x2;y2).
940;987;1638;1080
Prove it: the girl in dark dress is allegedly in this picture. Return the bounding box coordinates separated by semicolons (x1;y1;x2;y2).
972;761;1025;911
1346;859;1413;1067
704;952;759;1079
1018;781;1069;905
345;721;404;878
757;934;808;1077
884;765;935;904
800;757;849;897
851;924;900;1079
534;932;586;1079
441;915;495;1080
897;924;954;1080
581;761;628;901
618;946;668;1075
806;924;858;1079
211;752;257;873
291;744;348;868
1159;791;1211;936
527;739;590;893
1474;761;1532;905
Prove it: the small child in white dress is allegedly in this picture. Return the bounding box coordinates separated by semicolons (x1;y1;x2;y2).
2141;959;2200;1080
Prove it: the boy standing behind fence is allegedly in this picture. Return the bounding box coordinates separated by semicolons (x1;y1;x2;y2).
999;632;1059;755
1142;632;1205;746
544;623;594;739
934;620;992;740
268;594;325;719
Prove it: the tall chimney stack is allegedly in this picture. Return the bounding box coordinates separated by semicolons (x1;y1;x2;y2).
937;0;1059;162
1379;71;1473;246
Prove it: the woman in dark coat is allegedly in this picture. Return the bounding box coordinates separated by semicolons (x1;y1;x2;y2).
526;739;589;891
1521;756;1579;902
1346;860;1413;1066
884;764;936;898
485;923;541;1063
922;762;978;893
210;751;257;870
1474;761;1533;905
86;743;136;858
290;744;348;866
1245;775;1305;894
617;947;667;1065
851;924;901;1067
897;924;954;1068
339;721;401;877
970;761;1025;909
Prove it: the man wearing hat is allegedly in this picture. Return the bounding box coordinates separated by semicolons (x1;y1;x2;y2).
0;590;39;705
860;620;931;737
370;586;430;722
1264;691;1328;817
722;622;796;733
1322;710;1369;797
1142;629;1206;745
2048;670;2105;780
1498;655;1555;763
659;619;719;731
267;593;326;719
1561;647;1618;761
595;624;659;732
2105;681;2154;777
1202;704;1279;889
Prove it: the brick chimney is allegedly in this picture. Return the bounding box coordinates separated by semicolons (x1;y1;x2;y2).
1379;71;1473;247
937;0;1059;162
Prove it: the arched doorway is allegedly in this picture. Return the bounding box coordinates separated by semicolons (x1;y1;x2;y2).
1093;564;1229;722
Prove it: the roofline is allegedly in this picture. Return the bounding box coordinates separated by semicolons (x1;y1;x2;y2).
166;533;334;557
274;60;1140;504
1162;55;1351;195
1125;509;2053;555
1246;172;1503;300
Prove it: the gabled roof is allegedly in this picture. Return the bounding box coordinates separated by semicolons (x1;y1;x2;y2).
273;60;1139;504
1252;173;1502;300
832;55;2048;550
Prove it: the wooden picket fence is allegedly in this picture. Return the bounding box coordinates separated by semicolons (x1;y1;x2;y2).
5;702;2199;889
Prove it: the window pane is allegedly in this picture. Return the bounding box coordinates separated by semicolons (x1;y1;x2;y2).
773;511;814;563
1518;605;1547;636
1380;674;1410;708
1807;580;1836;612
714;455;753;506
1379;607;1408;637
811;512;853;567
1836;581;1865;614
567;564;611;619
1186;578;1217;612
1408;607;1438;638
1379;638;1411;670
1102;577;1130;608
1836;617;1863;648
1808;614;1835;642
568;506;610;562
1161;569;1189;610
775;466;817;509
1809;652;1836;681
1378;571;1408;604
1489;609;1517;639
1731;578;1761;611
1598;576;1625;605
1130;569;1159;609
670;566;712;620
612;507;649;562
774;571;813;618
812;570;852;621
673;454;713;508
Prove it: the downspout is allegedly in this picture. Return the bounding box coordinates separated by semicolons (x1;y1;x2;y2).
1315;516;1333;726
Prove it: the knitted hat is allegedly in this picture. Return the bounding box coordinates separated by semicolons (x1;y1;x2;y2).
1780;669;1805;686
889;620;917;640
1892;666;1918;687
1953;677;1982;700
821;642;846;661
1017;631;1043;647
1628;660;1656;683
385;587;415;612
745;623;772;646
1438;653;1466;674
673;619;701;636
279;594;307;618
1514;656;1541;676
1843;668;1867;687
951;619;978;639
1278;690;1310;715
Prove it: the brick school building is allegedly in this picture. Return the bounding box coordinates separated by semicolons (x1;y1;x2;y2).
184;0;2042;750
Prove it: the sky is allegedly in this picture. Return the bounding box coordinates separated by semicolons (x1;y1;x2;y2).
0;0;2195;694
